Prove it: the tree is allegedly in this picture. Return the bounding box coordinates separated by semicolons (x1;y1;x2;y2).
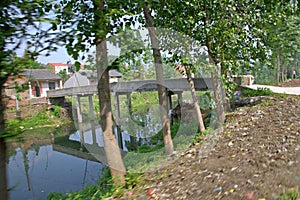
150;0;298;125
0;1;56;199
143;4;174;155
156;30;208;132
265;11;300;84
57;69;69;84
110;1;176;155
53;0;128;184
175;64;206;132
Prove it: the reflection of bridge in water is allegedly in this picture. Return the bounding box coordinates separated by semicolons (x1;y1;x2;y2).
47;78;213;149
53;122;128;164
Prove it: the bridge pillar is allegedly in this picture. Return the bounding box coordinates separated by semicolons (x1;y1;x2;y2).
167;91;173;112
76;95;83;124
126;92;132;115
177;92;182;104
88;95;95;121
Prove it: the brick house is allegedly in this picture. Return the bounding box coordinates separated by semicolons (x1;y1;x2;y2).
22;69;63;98
5;69;62;100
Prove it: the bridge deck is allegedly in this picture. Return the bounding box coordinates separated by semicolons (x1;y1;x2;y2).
47;78;212;98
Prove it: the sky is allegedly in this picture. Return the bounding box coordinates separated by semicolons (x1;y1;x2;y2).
36;44;121;65
37;47;72;64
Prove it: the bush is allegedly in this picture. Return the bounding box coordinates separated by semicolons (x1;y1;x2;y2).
52;105;61;118
242;87;273;97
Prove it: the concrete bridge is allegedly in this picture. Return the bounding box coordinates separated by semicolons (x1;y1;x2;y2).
47;77;212;122
47;78;212;98
47;77;213;149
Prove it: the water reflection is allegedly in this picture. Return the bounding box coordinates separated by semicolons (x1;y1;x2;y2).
6;112;164;200
7;125;106;200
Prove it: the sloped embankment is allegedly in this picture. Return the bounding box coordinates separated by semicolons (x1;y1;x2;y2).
133;96;300;200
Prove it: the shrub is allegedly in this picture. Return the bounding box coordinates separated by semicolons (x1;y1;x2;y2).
242;87;273;97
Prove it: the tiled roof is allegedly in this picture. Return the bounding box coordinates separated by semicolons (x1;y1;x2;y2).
78;69;122;78
47;62;67;67
64;72;89;88
109;69;122;78
21;69;61;80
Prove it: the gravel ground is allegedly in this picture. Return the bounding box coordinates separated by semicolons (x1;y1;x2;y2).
128;96;300;200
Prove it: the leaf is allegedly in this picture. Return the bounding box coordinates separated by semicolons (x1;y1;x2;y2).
75;61;81;71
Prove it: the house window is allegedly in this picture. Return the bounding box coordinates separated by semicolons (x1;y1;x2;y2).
49;82;55;90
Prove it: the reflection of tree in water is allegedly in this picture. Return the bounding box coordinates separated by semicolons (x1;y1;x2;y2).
22;150;31;192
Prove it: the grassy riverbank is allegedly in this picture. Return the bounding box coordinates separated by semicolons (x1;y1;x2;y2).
4;105;71;138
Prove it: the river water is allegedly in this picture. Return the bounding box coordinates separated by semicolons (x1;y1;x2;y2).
6;124;129;200
6;110;172;200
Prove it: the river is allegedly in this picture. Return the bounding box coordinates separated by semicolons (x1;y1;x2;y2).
6;123;130;200
6;109;183;199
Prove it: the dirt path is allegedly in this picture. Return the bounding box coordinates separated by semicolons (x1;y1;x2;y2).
245;84;300;95
130;96;300;200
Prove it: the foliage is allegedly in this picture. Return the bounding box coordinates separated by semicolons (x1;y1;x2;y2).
123;119;210;173
0;0;59;81
251;62;277;85
57;70;69;84
152;1;269;76
15;57;50;70
241;87;274;97
279;188;299;200
47;168;143;200
264;4;300;83
130;92;158;115
197;91;213;110
52;105;62;118
47;185;105;200
51;1;132;66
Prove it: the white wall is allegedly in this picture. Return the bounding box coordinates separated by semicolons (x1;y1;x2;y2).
54;66;68;74
40;81;61;97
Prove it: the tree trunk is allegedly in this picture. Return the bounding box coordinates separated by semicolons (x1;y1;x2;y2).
205;42;225;127
96;0;126;185
187;73;206;132
204;5;225;128
143;4;174;155
281;65;285;83
211;65;225;127
0;83;8;200
276;53;281;84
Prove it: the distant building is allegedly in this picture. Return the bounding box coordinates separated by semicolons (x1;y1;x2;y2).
75;69;122;85
108;69;123;83
22;69;62;98
48;62;73;75
4;69;62;100
64;72;90;88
